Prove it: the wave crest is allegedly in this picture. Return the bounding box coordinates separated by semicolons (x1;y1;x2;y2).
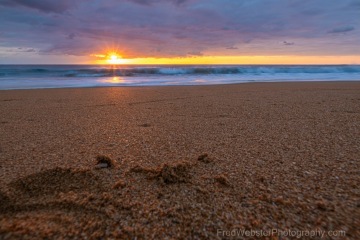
0;65;359;78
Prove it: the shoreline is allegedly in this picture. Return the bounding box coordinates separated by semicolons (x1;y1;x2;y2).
1;79;360;91
1;81;359;238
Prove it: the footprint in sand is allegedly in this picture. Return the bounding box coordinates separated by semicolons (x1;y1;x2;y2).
10;167;102;197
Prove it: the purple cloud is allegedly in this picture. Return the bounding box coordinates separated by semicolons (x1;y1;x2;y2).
126;0;189;6
0;0;76;13
283;41;295;46
328;26;355;34
0;0;359;62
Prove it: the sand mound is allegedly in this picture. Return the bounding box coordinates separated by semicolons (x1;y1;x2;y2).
156;162;191;184
95;155;116;169
197;153;212;163
0;190;10;209
130;161;192;184
214;175;231;186
11;167;101;197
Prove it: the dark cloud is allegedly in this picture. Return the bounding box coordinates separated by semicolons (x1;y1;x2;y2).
126;0;189;6
348;0;360;9
3;47;37;53
67;33;76;40
187;51;203;56
0;0;75;13
328;26;355;34
226;46;238;50
24;48;36;52
283;41;295;46
301;9;322;16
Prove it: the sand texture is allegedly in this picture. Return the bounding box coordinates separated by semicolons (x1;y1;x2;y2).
0;82;359;239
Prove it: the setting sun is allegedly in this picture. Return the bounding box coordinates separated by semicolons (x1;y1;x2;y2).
106;53;127;64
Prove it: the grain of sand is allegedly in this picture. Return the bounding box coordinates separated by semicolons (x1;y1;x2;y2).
0;82;359;239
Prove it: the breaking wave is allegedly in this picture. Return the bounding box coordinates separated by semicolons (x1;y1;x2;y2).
1;64;360;89
1;65;360;78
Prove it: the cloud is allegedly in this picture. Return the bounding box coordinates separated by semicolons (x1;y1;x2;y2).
187;51;203;56
348;0;360;9
67;33;76;40
0;0;76;13
3;47;37;53
24;48;36;52
0;0;359;61
283;41;295;46
126;0;189;6
328;26;355;34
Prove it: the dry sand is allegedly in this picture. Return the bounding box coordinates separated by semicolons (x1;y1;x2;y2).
0;82;359;239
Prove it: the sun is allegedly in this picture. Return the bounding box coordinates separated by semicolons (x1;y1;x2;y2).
111;54;117;60
107;53;126;64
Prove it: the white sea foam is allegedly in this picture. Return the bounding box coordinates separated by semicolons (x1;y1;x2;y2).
0;65;359;89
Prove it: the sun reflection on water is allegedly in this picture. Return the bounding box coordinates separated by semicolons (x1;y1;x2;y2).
99;76;126;84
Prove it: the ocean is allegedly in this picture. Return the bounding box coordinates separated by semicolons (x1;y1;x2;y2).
0;65;359;90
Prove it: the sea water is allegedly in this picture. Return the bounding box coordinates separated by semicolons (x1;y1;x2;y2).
0;65;359;90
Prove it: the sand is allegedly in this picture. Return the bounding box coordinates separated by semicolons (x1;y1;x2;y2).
0;82;359;239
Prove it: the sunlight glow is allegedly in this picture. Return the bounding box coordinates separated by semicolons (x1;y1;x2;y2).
99;76;125;84
107;53;127;64
91;53;360;65
112;55;360;65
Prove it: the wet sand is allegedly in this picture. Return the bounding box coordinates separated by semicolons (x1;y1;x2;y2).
0;82;359;239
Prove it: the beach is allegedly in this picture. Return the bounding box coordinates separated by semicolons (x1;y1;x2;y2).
0;82;359;238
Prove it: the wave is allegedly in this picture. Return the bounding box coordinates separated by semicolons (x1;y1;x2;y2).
0;65;360;78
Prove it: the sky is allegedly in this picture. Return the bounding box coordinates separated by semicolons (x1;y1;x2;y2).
0;0;359;64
